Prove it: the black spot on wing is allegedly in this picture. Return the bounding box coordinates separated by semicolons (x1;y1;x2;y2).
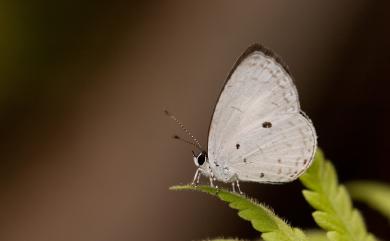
260;173;265;178
262;121;272;128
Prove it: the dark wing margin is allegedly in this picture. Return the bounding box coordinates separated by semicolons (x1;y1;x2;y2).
207;43;291;147
226;44;291;81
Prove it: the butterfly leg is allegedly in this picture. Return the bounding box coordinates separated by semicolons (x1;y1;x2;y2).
209;177;215;187
209;174;218;188
231;182;236;193
192;168;201;186
208;166;218;188
236;180;243;195
196;171;201;184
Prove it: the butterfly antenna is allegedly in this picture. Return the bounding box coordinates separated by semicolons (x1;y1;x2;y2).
172;135;203;151
164;109;203;150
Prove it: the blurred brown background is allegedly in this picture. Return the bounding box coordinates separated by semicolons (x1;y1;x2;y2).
0;1;389;241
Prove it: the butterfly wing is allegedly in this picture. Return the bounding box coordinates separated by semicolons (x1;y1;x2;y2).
207;44;317;183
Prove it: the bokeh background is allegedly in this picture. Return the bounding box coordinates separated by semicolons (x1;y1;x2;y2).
0;1;389;241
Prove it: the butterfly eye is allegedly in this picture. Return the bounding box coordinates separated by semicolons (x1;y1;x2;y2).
196;153;206;166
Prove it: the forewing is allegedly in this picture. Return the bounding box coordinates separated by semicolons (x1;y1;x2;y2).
207;44;317;183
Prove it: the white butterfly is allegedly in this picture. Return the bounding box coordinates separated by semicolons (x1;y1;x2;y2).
167;44;317;193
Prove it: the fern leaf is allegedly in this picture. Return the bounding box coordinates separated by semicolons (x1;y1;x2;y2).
299;149;378;241
346;181;390;221
170;185;307;241
305;230;328;241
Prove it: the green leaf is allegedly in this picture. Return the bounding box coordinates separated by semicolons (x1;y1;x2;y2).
299;149;378;241
170;185;307;241
305;230;328;241
346;181;390;221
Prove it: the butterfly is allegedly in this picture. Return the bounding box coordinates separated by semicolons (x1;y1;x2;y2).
166;44;317;193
